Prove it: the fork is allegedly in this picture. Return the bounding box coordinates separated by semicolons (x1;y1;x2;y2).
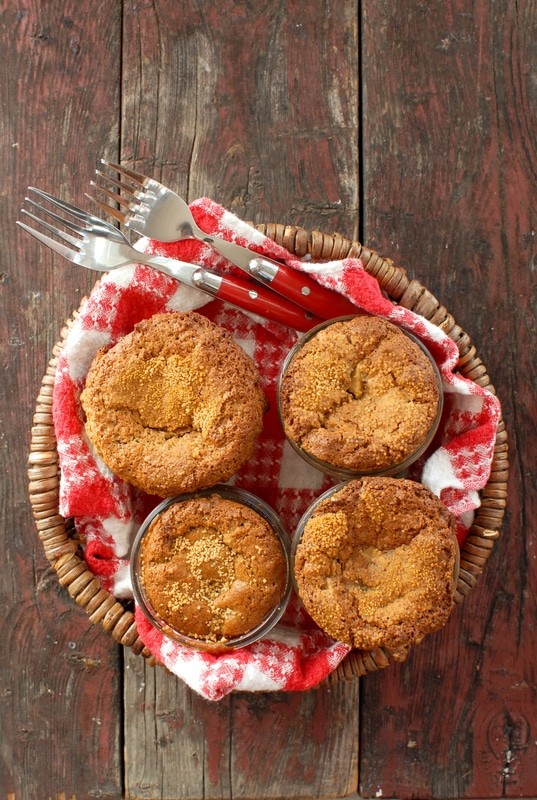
90;161;359;321
16;189;323;332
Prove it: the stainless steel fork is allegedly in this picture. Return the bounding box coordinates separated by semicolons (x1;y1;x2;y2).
90;161;359;321
16;189;322;332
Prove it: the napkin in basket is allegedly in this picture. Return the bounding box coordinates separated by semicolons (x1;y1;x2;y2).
52;198;501;701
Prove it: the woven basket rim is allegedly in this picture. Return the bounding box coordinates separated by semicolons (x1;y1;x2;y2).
28;224;508;684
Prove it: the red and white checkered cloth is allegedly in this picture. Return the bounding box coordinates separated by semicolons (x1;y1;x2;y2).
52;198;501;701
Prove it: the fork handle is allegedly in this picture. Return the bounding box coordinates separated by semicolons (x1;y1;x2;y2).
196;269;323;332
192;234;358;319
248;258;359;319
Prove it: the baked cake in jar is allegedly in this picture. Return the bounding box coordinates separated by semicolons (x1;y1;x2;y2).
278;315;442;478
80;311;267;497
292;477;458;650
131;487;291;652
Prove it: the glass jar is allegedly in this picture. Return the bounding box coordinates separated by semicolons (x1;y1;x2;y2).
277;315;444;481
291;478;461;650
131;485;292;653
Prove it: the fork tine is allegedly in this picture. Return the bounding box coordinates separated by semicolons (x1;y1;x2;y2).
89;166;146;224
85;193;127;224
16;220;79;261
93;170;139;201
28;187;107;229
23;200;85;242
101;160;148;187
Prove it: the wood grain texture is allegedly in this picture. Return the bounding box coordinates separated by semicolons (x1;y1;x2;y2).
121;2;361;797
0;2;123;798
121;0;359;233
124;650;359;800
2;0;532;797
360;1;535;797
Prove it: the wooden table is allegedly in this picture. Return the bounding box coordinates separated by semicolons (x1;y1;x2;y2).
1;2;533;798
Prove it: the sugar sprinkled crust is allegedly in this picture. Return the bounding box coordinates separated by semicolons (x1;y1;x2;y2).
140;494;288;643
80;312;267;497
279;316;440;472
293;477;457;649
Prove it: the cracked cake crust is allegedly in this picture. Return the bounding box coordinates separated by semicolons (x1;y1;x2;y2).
80;312;267;497
293;477;457;650
279;316;441;474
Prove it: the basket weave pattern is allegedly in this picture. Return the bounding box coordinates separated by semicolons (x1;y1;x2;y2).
28;226;508;681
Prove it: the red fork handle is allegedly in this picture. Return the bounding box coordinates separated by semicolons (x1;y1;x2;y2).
141;254;324;332
213;273;323;331
248;258;359;319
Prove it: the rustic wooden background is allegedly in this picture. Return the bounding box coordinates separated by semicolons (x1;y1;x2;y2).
1;1;534;798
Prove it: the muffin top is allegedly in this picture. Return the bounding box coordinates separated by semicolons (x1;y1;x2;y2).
80;312;267;497
278;316;441;474
293;477;457;650
139;493;288;647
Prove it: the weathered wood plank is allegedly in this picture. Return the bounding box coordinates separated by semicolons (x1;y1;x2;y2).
121;1;360;798
0;2;123;798
124;651;359;800
123;649;233;799
121;0;359;233
229;684;358;799
360;1;535;797
4;0;532;797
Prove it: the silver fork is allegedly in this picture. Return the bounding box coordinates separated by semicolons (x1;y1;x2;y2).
89;161;359;321
16;189;322;332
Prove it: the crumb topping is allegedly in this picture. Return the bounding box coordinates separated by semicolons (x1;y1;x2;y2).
80;312;267;497
293;477;457;649
109;353;210;433
140;494;288;643
279;316;440;471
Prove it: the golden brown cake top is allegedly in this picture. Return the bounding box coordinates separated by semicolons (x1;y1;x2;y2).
80;312;267;497
293;477;457;650
279;316;440;473
139;493;288;646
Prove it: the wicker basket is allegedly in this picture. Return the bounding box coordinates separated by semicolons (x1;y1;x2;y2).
28;225;508;682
